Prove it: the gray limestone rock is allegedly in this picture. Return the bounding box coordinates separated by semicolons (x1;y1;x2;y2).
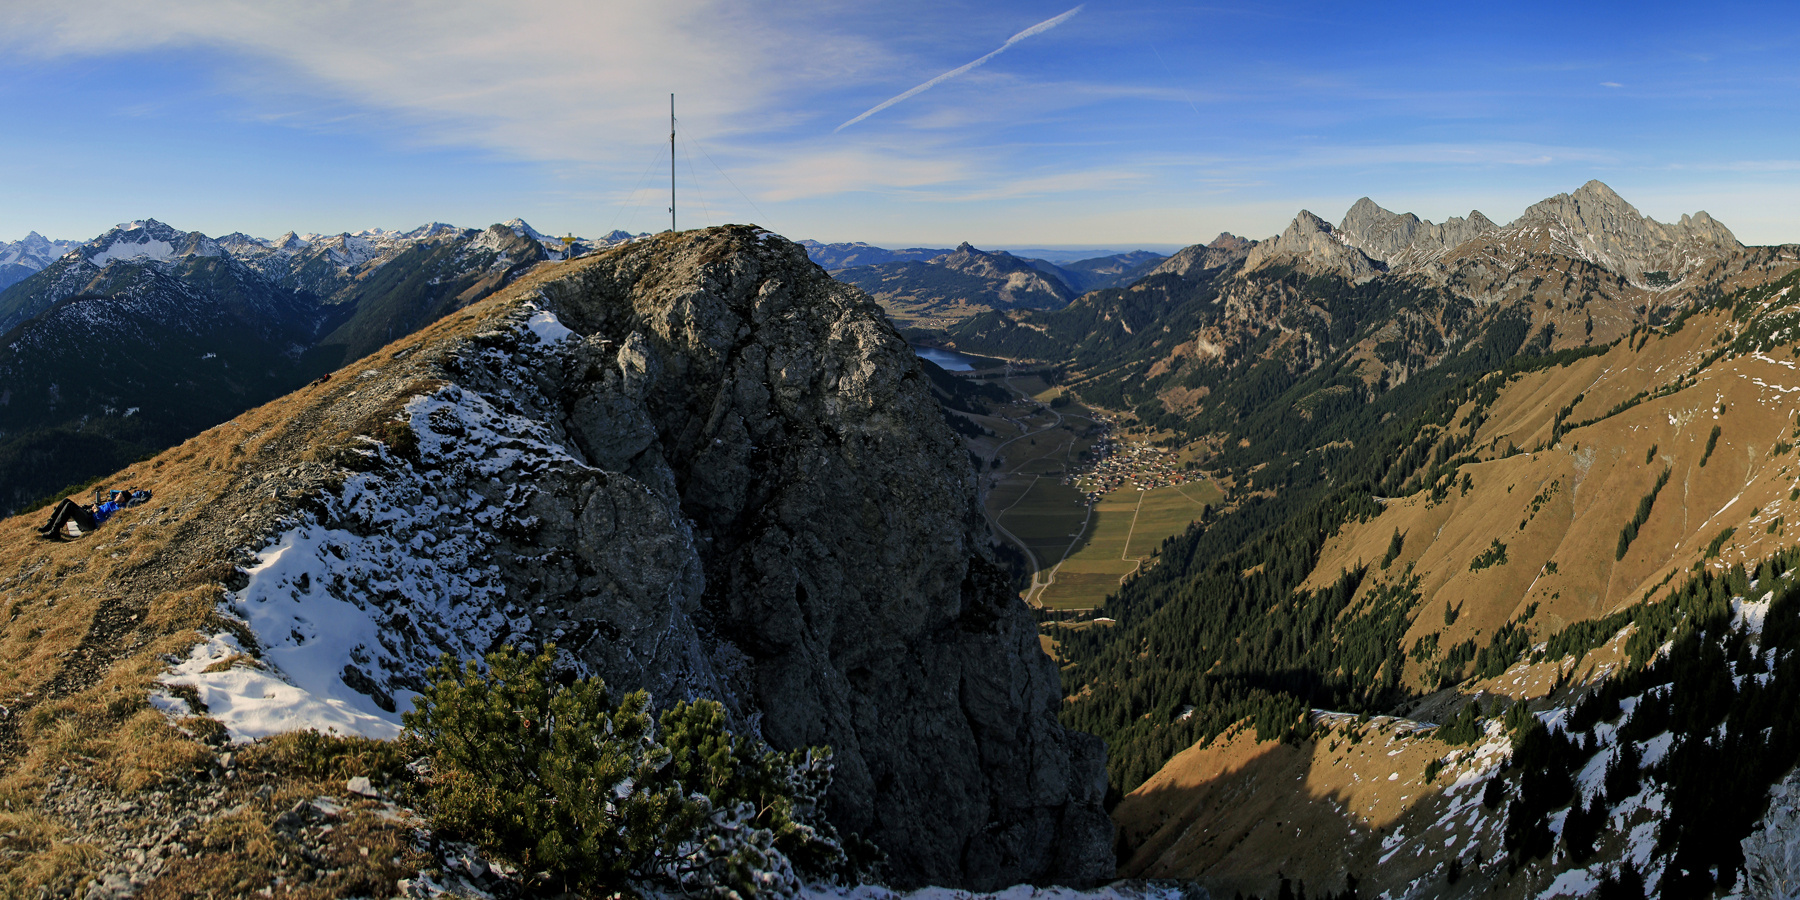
1742;765;1800;899
530;226;1113;888
1507;179;1740;281
1244;211;1385;283
1335;197;1497;269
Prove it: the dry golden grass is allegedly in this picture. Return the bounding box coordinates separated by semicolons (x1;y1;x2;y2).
1114;714;1489;899
0;838;104;898
1295;309;1800;693
0;244;607;895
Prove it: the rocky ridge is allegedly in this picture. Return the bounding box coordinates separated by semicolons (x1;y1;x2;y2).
1335;197;1498;269
1242;211;1386;283
0;226;1112;893
1246;181;1744;292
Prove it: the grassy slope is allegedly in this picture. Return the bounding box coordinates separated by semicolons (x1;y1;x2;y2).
1110;268;1800;895
0;250;593;895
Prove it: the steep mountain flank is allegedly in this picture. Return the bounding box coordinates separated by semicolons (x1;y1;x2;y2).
0;226;1111;893
0;219;557;514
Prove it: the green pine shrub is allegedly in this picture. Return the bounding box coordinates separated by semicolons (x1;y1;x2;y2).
403;645;875;897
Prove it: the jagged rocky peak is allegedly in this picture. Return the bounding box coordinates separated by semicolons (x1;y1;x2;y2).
78;219;223;267
1336;196;1498;267
1207;231;1253;253
933;241;1015;267
1151;232;1256;278
163;225;1110;889
1508;178;1741;279
1244;209;1385;283
540;229;1109;885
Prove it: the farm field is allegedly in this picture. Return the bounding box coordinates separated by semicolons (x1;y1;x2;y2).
995;476;1091;574
1034;480;1220;610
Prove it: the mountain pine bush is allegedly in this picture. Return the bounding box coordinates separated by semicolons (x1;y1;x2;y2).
403;645;874;897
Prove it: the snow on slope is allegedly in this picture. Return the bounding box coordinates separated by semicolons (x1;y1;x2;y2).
86;238;176;268
0;231;79;268
152;312;595;741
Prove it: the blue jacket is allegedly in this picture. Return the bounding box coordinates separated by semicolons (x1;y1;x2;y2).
93;501;120;525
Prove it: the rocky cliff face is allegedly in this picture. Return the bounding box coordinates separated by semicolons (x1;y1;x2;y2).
1743;766;1800;900
538;227;1111;887
1335;197;1497;269
1149;233;1254;279
1499;179;1741;280
1243;211;1385;283
161;225;1111;889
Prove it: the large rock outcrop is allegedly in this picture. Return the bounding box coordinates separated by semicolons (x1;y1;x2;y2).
536;227;1112;887
203;225;1112;889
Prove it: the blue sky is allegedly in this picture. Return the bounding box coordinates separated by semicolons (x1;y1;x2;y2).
5;1;1800;249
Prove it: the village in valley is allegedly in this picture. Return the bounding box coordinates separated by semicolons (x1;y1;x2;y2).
921;353;1220;615
1065;428;1193;504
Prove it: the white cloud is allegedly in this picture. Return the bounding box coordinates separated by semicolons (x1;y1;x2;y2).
0;1;876;170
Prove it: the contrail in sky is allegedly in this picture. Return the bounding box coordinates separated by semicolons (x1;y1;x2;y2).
835;5;1084;133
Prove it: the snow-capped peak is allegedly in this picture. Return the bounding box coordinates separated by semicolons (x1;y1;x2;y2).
504;218;556;244
0;232;81;269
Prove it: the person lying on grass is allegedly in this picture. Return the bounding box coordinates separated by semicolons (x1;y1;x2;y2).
36;488;150;539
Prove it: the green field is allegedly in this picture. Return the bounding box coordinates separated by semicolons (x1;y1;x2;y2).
1034;481;1220;610
995;477;1091;571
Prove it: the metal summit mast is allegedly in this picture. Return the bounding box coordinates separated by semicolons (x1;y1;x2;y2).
669;94;676;233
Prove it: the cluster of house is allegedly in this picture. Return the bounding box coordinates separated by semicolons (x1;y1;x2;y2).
1065;434;1190;502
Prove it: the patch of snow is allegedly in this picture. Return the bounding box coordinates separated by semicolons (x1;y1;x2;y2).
152;380;589;743
1734;592;1775;634
1537;867;1599;899
229;526;428;736
158;631;401;741
88;238;176;267
523;304;575;345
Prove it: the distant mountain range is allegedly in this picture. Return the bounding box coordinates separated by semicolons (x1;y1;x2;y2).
0;232;81;292
800;240;1167;319
0;218;648;513
946;180;1763;414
